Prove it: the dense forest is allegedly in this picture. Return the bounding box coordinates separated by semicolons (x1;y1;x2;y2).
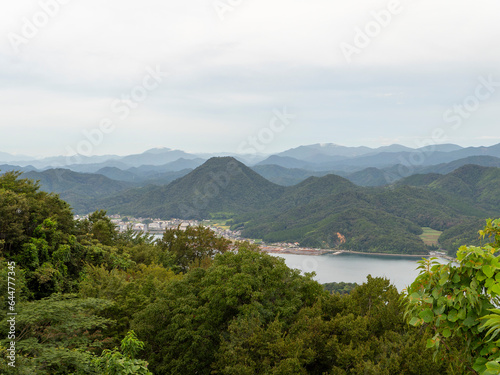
1;171;500;374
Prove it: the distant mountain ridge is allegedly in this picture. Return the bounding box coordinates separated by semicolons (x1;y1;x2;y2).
2;142;498;175
22;169;133;213
6;155;499;256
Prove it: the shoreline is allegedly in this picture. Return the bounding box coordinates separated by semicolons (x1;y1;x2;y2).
260;246;455;261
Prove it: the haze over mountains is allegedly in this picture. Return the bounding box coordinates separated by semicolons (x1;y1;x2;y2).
2;142;500;255
2;142;500;189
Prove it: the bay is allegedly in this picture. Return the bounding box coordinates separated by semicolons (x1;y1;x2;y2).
270;252;437;291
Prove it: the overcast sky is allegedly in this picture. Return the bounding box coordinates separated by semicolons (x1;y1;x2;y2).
1;0;500;157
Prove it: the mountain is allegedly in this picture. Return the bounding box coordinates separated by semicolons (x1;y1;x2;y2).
0;151;34;163
277;143;372;160
258;143;499;172
345;167;391;187
11;154;123;169
338;144;500;170
6;143;497;176
417;155;500;175
4;148;200;170
14;157;499;256
252;155;500;188
64;160;132;174
230;167;491;255
161;158;206;171
397;165;500;213
22;169;133;213
396;165;500;254
251;165;328;186
230;174;459;254
256;155;319;169
90;157;285;218
417;144;463;153
118;148;199;167
137;169;193;186
95;167;141;182
0;164;39;174
344;155;500;187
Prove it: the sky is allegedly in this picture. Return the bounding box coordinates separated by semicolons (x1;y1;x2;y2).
1;0;500;158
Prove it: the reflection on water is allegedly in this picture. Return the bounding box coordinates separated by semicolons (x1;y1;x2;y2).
270;252;442;291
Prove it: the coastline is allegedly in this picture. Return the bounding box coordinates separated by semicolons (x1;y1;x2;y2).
260;246;455;261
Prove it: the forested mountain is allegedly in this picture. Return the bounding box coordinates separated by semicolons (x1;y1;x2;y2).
22;169;133;213
4;145;500;256
80;157;499;254
5;155;499;255
91;157;285;219
397;165;500;213
230;171;487;254
251;165;329;186
396;165;500;253
253;155;500;187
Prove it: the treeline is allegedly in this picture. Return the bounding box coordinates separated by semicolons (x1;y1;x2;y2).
0;171;499;374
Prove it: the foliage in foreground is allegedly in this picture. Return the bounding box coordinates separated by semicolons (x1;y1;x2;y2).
404;218;500;374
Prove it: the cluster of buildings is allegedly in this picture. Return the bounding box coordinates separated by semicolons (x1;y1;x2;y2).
107;216;200;233
104;215;245;242
75;214;326;254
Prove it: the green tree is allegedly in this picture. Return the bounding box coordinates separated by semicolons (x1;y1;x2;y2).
79;263;182;340
91;331;152;375
404;218;500;374
158;225;231;272
132;245;325;374
76;210;118;246
0;171;73;256
0;294;114;375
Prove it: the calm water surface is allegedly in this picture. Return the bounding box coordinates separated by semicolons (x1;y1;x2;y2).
270;252;435;291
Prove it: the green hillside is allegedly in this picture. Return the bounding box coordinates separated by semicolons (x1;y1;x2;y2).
22;161;500;256
232;182;474;254
92;157;285;219
23;169;133;213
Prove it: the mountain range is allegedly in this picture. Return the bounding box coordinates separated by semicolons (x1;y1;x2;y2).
3;143;500;255
56;157;497;255
3;142;500;187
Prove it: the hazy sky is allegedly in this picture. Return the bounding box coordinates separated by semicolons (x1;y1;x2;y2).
1;0;500;157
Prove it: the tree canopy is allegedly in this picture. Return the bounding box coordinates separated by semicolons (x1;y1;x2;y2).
1;171;499;374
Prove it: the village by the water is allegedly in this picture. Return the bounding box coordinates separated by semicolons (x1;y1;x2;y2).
74;214;448;259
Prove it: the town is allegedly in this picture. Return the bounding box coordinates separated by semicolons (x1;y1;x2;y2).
73;214;337;255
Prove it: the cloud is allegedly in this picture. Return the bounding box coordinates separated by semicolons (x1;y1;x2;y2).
0;0;499;156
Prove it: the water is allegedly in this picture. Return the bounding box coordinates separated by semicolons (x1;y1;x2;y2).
270;252;439;291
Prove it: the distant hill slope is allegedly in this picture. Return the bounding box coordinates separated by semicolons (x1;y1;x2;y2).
22;169;133;213
252;155;500;187
230;169;488;254
257;155;319;170
256;143;500;172
417;155;500;175
1;164;39;173
91;157;285;219
96;166;192;185
118;148;199;167
95;167;140;182
251;165;328;186
397;165;500;212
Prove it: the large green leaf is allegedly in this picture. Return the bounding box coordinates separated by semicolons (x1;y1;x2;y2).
419;308;434;323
